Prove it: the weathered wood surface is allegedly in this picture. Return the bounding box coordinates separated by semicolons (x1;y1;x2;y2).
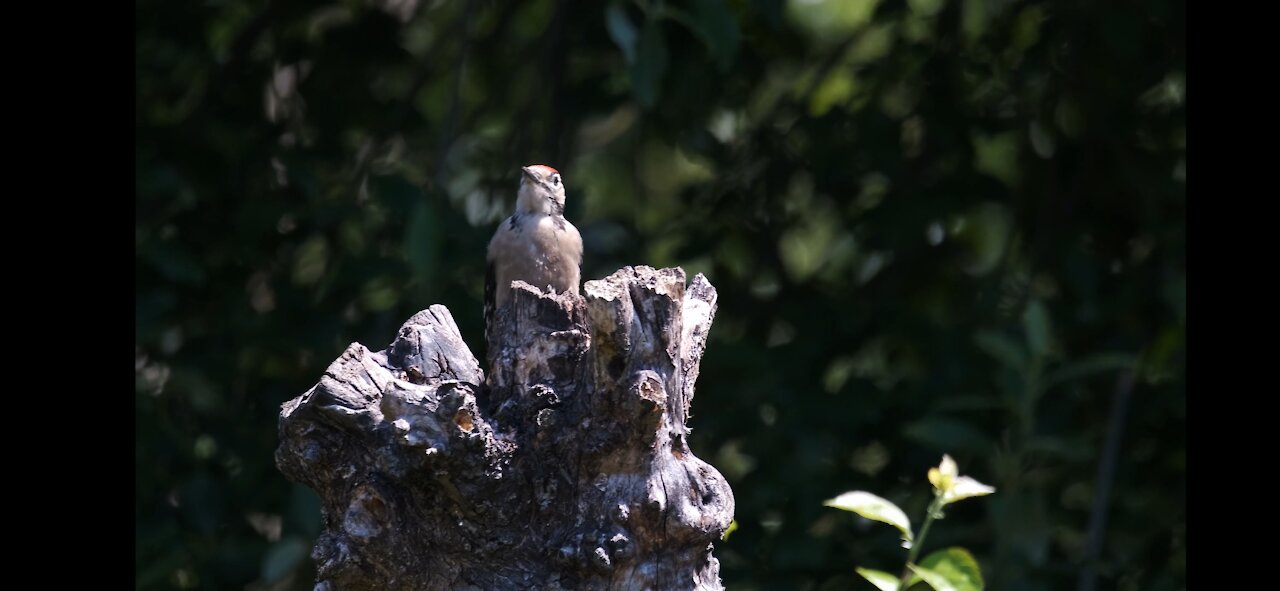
276;266;735;590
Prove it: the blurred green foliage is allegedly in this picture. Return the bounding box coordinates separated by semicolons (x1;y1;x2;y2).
136;0;1184;589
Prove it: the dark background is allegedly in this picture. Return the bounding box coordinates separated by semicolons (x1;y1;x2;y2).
135;0;1185;589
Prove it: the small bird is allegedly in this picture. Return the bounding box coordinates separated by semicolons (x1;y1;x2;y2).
485;164;583;339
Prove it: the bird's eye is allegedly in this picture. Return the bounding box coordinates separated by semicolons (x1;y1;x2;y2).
551;174;561;185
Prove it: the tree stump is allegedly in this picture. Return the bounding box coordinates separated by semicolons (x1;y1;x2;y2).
276;266;735;590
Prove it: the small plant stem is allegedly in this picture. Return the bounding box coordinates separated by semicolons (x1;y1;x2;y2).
897;496;944;591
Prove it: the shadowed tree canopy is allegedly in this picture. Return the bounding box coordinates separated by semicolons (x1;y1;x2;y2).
136;0;1184;589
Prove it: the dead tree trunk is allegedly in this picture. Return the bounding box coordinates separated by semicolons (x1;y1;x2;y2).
276;266;735;590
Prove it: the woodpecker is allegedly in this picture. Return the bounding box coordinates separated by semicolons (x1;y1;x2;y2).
485;164;583;340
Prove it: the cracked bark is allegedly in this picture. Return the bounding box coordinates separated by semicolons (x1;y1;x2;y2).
276;266;735;590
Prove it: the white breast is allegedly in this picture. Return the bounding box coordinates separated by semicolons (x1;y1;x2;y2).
488;214;583;307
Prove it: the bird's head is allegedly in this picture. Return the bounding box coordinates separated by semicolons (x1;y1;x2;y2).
516;164;566;215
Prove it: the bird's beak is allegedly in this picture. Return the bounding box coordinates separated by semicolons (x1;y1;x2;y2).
521;166;535;180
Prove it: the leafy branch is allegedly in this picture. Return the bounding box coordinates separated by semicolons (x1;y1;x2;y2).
826;455;995;591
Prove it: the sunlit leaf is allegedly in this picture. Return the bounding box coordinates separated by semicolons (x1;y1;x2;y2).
856;567;902;591
809;70;857;116
361;277;400;311
722;519;739;541
972;131;1020;187
927;455;995;504
778;214;839;280
943;476;995;504
823;355;856;393
910;547;984;591
1139;72;1186;112
852;23;896;62
786;0;881;45
824;491;913;543
292;236;329;286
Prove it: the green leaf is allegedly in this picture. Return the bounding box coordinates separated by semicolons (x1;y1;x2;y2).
973;329;1027;371
903;417;996;455
785;0;881;45
972;131;1020;187
808;70;858;117
685;0;742;71
361;276;400;311
630;22;668;108
939;475;995;505
951;203;1012;276
907;0;945;17
824;491;913;543
605;4;638;63
910;547;984;591
1139;326;1183;384
961;0;988;42
1029;120;1056;158
1010;5;1045;51
722;519;739;541
1042;353;1136;390
1022;300;1052;357
291;236;329;286
856;567;902;591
